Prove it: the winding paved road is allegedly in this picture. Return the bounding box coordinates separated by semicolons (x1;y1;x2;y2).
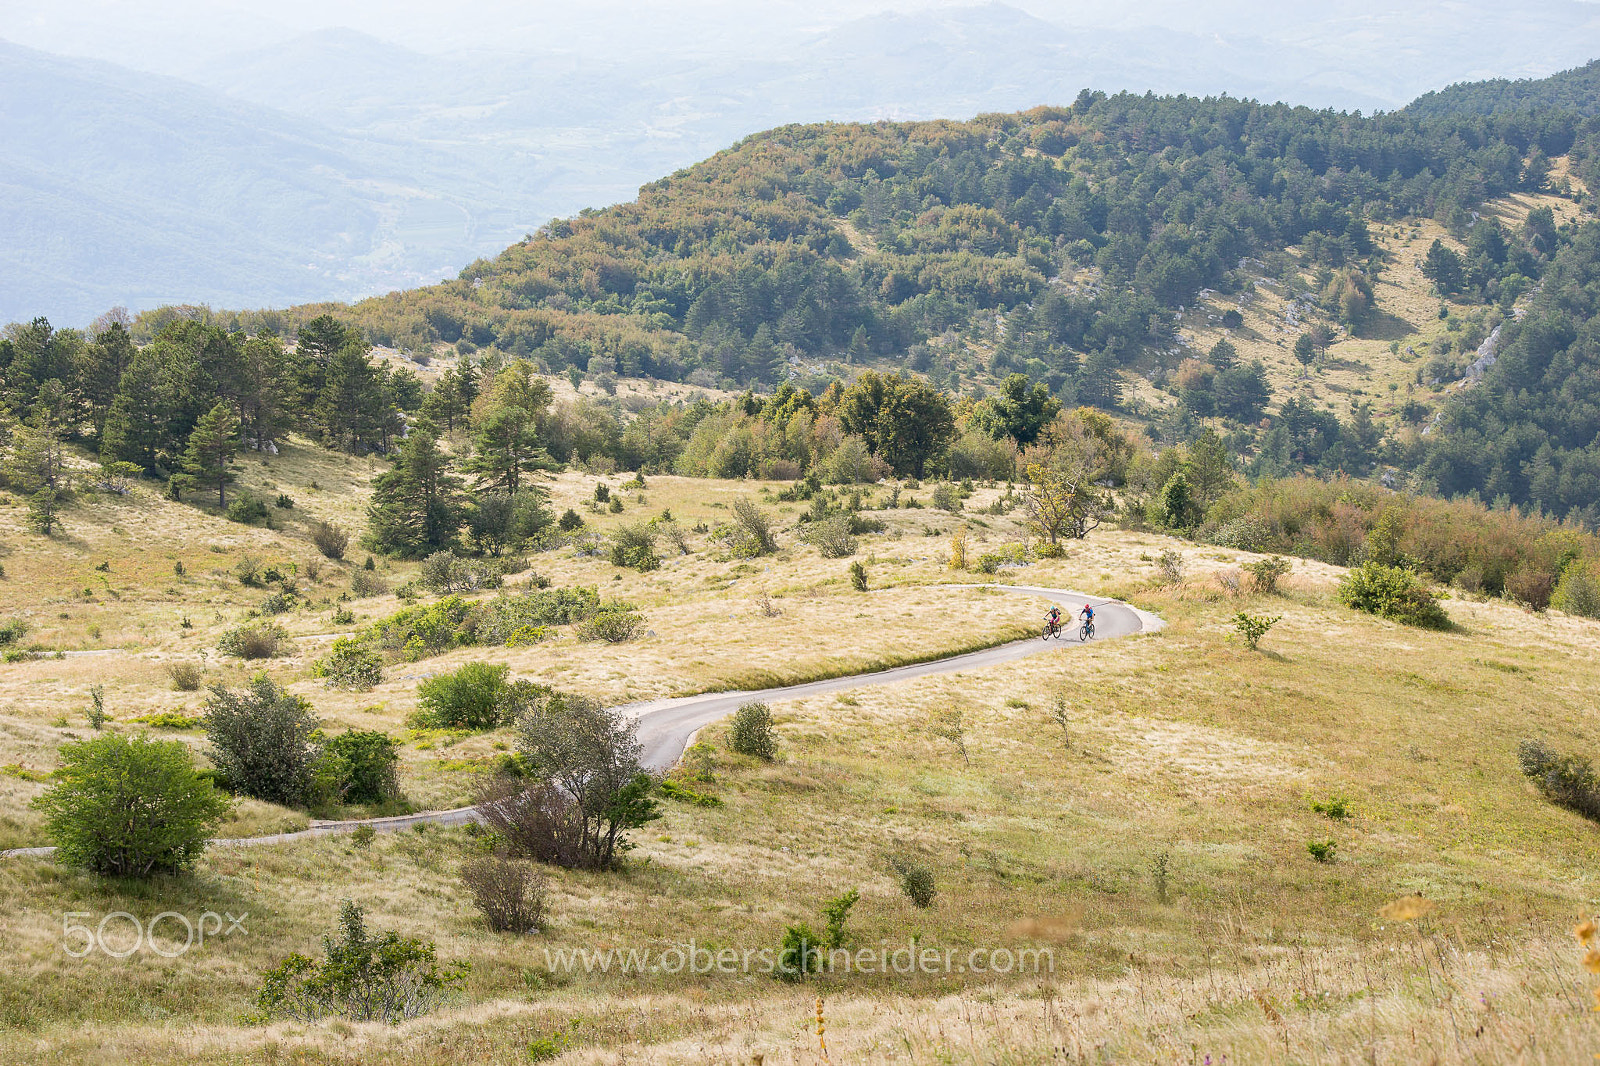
2;584;1158;859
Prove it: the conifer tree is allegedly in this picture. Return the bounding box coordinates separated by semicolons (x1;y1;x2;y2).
365;423;465;556
173;401;241;507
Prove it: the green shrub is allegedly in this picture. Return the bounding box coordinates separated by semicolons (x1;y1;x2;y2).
467;587;601;645
889;854;937;907
575;605;644;643
204;673;322;807
313;637;385;691
1231;612;1281;650
822;887;859;951
1519;739;1600;822
0;618;29;646
558;508;584;532
776;923;823;981
849;560;868;591
806;515;858;558
418;551;510;593
1311;796;1352;819
32;733;228;877
731;497;777;557
931;482;962;511
217;622;292;659
416;662;546;730
320;730;401;805
253;901;468;1023
1337;562;1450;628
226;495;271;525
608;523;660;571
1245;555;1292;594
728;702;776;760
1306;839;1338;863
1552;561;1600;619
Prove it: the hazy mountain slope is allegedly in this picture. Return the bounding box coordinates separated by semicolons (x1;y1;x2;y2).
0;40;529;325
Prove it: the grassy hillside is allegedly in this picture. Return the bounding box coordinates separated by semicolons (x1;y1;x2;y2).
1;439;1598;1063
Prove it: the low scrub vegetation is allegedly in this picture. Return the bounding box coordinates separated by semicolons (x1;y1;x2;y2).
460;856;550;934
728;702;777;760
1519;739;1600;822
253;901;468;1023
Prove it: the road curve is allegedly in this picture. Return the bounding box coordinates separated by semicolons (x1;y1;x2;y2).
2;584;1158;860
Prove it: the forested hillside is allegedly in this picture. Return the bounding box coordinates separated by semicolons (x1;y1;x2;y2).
9;84;1600;526
1409;59;1600;118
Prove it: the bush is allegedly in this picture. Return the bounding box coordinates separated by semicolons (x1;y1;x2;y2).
608;523;661;571
1337;563;1450;629
0;617;30;646
235;554;265;586
731;497;777;557
217;622;292;659
513;695;660;869
889;854;937;908
473;775;590;868
226;495;271;525
777;923;824;981
468;587;602;645
1210;515;1271;552
416;662;545;731
1306;839;1338;863
166;661;204;691
253;901;468;1023
1231;612;1281;650
203;673;322;806
1155;549;1185;585
1246;556;1292;594
558;508;584;531
313;637;385;691
308;519;349;560
320;730;401;806
807;515;858;558
575;605;644;643
930;482;962;511
350;569;390;598
728;702;776;760
32;733;228;877
259;589;299;614
461;856;549;933
1553;561;1600;619
1504;563;1557;611
849;560;868;591
419;551;510;593
1519;739;1600;822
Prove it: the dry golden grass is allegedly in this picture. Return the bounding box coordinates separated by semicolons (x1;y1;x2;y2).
4;457;1600;1063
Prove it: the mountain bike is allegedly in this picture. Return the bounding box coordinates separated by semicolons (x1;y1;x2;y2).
1078;618;1095;641
1042;618;1062;640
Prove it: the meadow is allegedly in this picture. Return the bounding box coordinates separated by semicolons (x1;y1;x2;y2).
0;436;1597;1064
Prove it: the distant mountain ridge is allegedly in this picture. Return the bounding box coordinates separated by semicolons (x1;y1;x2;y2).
7;1;1600;326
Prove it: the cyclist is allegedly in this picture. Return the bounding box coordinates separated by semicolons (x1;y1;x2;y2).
1044;605;1062;637
1079;602;1095;633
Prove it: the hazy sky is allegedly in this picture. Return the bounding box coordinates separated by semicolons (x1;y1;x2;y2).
6;1;1585;68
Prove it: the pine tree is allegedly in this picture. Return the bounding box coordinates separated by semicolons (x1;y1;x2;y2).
365;424;465;557
174;401;241;507
464;404;547;494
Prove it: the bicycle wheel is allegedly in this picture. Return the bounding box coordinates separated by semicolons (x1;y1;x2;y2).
1078;622;1090;642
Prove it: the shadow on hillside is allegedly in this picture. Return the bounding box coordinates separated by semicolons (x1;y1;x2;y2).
1355;310;1414;342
